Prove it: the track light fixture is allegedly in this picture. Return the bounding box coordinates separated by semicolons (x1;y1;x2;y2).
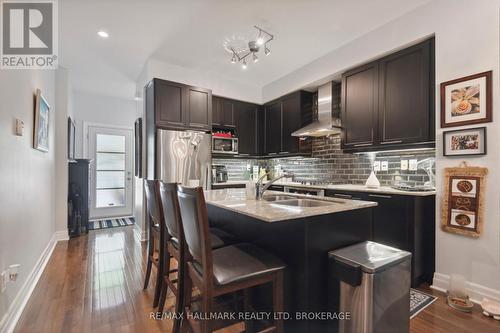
226;26;273;70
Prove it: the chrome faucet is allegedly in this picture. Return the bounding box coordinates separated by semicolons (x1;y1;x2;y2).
255;172;293;200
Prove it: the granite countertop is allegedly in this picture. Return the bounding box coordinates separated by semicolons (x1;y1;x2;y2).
212;180;248;187
264;181;436;197
204;189;377;223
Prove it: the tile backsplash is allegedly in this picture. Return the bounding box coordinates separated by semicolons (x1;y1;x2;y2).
214;135;436;187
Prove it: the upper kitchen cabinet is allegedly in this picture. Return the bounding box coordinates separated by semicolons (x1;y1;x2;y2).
212;96;235;128
264;100;282;155
152;79;185;129
341;61;379;149
378;39;433;145
235;101;259;156
264;90;313;156
185;85;212;131
341;38;435;152
145;78;212;132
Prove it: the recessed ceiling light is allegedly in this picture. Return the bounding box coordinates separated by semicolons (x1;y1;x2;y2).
97;30;109;38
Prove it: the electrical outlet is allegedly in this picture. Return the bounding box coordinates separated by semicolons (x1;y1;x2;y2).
373;161;381;171
381;161;388;171
0;271;6;293
409;159;418;171
401;160;408;171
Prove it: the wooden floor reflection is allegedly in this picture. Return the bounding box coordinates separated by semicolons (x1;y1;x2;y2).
14;226;500;333
14;227;175;333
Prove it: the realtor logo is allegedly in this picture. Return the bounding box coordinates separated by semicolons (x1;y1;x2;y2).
1;0;58;69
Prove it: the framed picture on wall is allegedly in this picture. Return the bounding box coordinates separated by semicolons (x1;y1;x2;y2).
440;71;492;128
33;89;50;152
443;127;487;157
134;118;143;178
441;163;488;238
68;117;76;160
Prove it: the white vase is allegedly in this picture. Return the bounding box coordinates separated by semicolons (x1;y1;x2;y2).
365;171;380;188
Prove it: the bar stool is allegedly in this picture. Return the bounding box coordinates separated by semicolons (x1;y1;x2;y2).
156;181;236;331
143;180;165;307
177;185;286;333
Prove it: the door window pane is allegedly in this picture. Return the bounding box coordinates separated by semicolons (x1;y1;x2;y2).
96;153;125;170
96;189;125;207
97;134;125;153
97;171;125;189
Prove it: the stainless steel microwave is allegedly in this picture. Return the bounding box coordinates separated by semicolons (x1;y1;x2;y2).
212;136;238;154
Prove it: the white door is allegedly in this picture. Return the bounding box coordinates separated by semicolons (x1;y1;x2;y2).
88;125;134;219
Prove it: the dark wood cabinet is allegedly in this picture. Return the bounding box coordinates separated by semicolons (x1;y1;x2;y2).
325;189;435;287
185;85;212;131
264;100;282;155
235;101;258;155
146;78;212;132
341;61;378;148
263;91;313;156
341;38;435;152
154;79;185;129
212;96;235;128
378;39;432;145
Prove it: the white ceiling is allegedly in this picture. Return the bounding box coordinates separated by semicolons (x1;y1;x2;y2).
60;0;431;100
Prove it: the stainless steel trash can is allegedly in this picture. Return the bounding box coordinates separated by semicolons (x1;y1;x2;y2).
329;241;412;333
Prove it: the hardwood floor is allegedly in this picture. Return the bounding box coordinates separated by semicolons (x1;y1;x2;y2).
14;227;500;333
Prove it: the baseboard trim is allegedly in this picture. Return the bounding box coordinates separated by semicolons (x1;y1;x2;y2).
432;272;500;304
0;232;65;333
133;223;147;243
54;229;69;241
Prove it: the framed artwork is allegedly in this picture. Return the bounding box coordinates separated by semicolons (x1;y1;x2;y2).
441;163;488;238
440;71;492;128
443;127;486;157
134;118;143;178
33;89;50;152
68;117;76;160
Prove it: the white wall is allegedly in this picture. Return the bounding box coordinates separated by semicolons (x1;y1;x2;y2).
0;70;56;325
54;68;72;233
73;91;137;158
263;0;500;299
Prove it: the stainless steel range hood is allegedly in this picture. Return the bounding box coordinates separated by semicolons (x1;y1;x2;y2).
292;81;342;137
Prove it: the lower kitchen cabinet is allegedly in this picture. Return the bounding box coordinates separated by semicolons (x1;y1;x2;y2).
325;189;435;287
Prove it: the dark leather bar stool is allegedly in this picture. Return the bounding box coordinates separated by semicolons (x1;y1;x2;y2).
143;180;165;307
177;185;286;333
156;181;236;331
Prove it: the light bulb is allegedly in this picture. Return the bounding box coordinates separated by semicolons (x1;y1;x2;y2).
97;30;109;38
256;37;264;46
252;53;259;63
242;59;247;69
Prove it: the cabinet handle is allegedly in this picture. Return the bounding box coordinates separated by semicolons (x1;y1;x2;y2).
380;140;403;145
268;152;277;155
279;151;290;154
354;143;373;147
368;194;392;199
238;153;250;156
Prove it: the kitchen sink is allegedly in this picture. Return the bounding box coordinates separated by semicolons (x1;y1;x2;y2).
271;198;336;207
262;195;297;202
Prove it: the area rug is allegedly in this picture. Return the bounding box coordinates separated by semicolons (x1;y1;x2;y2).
410;288;437;319
88;217;135;230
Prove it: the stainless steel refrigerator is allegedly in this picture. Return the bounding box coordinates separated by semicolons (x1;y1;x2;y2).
156;129;212;189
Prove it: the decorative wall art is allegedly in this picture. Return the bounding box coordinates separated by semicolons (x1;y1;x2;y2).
443;127;487;156
440;71;492;128
33;89;50;152
441;162;488;238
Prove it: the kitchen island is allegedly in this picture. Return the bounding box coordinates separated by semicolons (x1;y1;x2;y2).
205;189;377;333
